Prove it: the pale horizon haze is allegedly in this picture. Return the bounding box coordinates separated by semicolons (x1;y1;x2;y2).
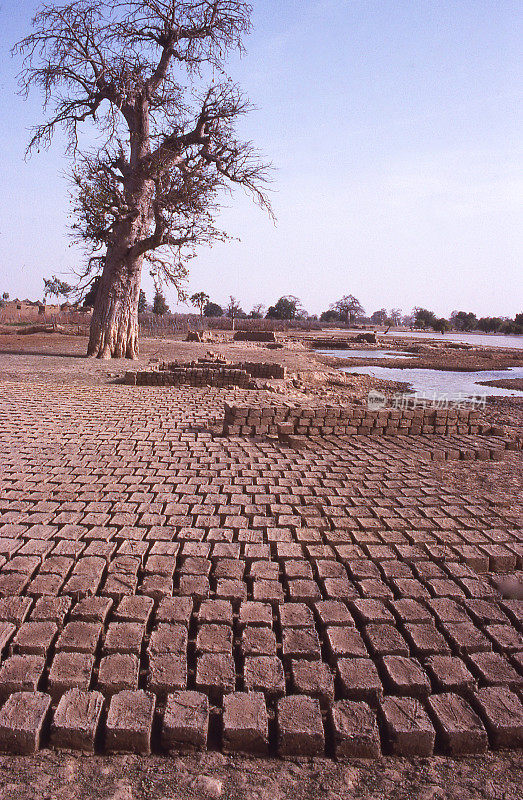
0;0;521;319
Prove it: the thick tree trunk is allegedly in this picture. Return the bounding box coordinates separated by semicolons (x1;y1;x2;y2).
87;248;143;359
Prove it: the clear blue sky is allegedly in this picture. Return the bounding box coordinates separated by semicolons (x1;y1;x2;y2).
0;0;521;318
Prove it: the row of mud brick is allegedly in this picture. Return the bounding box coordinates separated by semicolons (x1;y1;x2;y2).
125;367;254;388
0;685;521;757
159;360;286;380
223;402;485;437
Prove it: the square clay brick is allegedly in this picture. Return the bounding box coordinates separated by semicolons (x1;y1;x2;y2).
0;692;51;754
223;692;268;754
350;600;394;626
115;596;154;624
281;628;321;661
290;659;335;702
238;602;273;628
156;597;193;626
379;696;435;756
195;653;235;700
241;627;277;657
97;654;140;695
440;622;492;655
48;652;95;700
330;700;381;758
325;627;367;660
253;580;285;603
161;691;209;751
51;689;104;752
106;690;156;754
425;656;477;694
0;655;46;700
196;624;233;655
427;693;488;754
104;622;145;655
277;695;325;757
314;600;354;628
198;600;233;625
56;622;102;654
363;625;409;657
337;658;383;704
380;656;431;698
243;656;286;698
12;622;57;656
70;596;113;624
148;624;188;656
279;603;315;628
485;624;523;653
403;623;451;657
148;655;187;696
472;686;523;748
0;597;32;626
467;652;523;689
30;597;71;627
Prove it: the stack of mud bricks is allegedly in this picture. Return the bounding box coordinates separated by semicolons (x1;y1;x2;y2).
223;402;481;437
125;361;285;388
233;330;277;342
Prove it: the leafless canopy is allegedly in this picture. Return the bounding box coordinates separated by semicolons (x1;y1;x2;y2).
14;0;273;291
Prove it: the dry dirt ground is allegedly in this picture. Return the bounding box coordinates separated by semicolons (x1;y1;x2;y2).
0;332;521;800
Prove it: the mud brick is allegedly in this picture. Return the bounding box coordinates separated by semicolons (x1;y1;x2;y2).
105;690;155;754
148;655;187;695
485;624;523;653
330;700;381;759
196;624;233;654
30;597;71;627
27;573;65;597
472;687;523;748
441;622;492;655
178;575;209;599
156;597;193;626
388;599;432;624
453;545;489;573
0;573;30;596
467;651;523;689
0;621;16;655
0;655;45;700
144;555;177;576
47;651;94;700
161;691;209;751
325;626;367;659
322;577;357;599
104;622;144;655
426;578;466;599
242;626;277;657
481;545;516;574
63;573;102;599
403;623;451;657
51;689;104;752
465;600;509;627
195;653;235;700
0;596;32;626
244;544;271;562
213;559;244;581
148;624;187;656
56;621;102;654
180;556;211;576
12;621;57;656
223;691;268;754
284;561;313;580
250;561;279;580
277;695;325;757
238;602;273;628
314;560;346;580
287;579;321;603
349;599;394;626
426;655;476;694
379;696;435;756
97;654;140;695
337;658;383;704
140;574;173;599
253;580;284;603
215;579;247;601
243;656;285;698
363;624;409;657
279;603;315;628
0;692;51;754
281;628;321;661
426;598;470;624
391;578;430;600
427;693;487;754
381;561;413;579
290;659;334;703
314;600;353;628
70;596;113;624
198;599;233;625
115;596;154;624
380;656;431;698
499;599;523;630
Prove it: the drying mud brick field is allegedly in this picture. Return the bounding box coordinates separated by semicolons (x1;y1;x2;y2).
0;332;522;799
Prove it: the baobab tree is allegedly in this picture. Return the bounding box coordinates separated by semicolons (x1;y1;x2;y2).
15;1;271;358
190;291;209;323
330;295;365;325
